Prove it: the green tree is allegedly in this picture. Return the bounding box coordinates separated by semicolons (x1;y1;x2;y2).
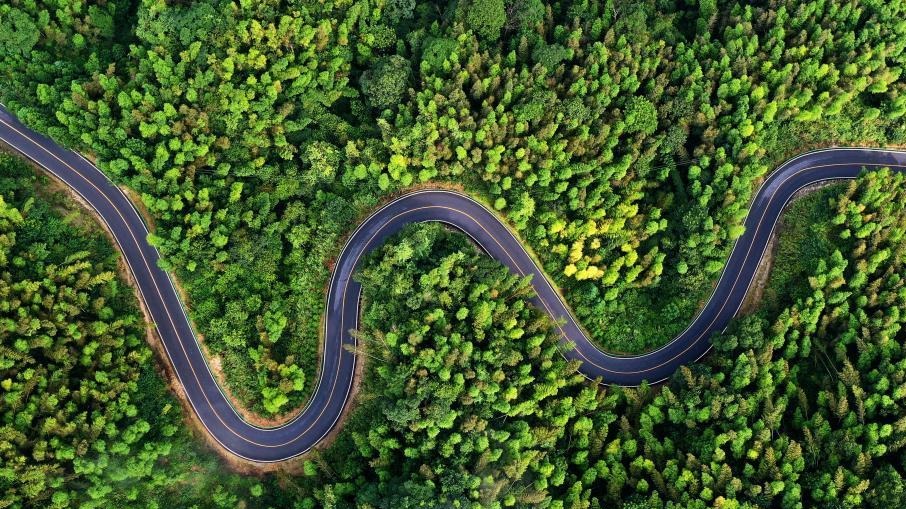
361;55;411;110
462;0;506;41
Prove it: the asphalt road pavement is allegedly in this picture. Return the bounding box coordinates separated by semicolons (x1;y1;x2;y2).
3;106;906;461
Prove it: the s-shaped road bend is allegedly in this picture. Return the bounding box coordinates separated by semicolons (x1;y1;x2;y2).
3;106;906;462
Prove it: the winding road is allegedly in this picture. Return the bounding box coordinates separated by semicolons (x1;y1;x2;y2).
2;105;906;462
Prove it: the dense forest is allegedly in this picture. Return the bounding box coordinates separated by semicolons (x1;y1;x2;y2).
6;151;906;506
3;0;906;506
3;0;905;413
